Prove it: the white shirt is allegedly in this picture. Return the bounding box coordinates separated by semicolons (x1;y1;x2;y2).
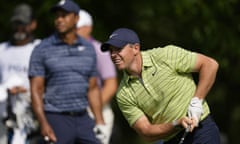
0;39;41;89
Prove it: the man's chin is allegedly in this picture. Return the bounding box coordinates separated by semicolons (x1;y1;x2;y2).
116;64;125;70
56;27;67;34
57;30;67;35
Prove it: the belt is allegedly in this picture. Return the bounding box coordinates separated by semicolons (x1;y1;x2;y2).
45;110;87;116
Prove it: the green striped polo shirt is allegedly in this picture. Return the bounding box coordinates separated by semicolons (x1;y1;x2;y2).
116;45;210;141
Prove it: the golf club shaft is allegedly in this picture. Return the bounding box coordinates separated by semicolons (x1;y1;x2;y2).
178;125;191;144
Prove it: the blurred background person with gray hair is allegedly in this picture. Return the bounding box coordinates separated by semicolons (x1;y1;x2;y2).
77;9;118;144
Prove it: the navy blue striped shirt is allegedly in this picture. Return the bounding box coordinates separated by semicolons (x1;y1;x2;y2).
28;33;97;112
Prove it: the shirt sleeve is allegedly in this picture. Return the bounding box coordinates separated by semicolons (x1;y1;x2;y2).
153;45;197;73
117;89;145;126
28;44;46;78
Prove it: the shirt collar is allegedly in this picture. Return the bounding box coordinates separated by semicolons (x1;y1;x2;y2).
124;51;154;83
142;51;153;68
52;33;83;46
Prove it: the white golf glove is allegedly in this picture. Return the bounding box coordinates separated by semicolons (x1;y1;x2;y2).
188;97;203;126
93;124;108;144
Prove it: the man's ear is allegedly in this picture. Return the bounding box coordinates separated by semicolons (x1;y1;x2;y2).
135;44;140;50
30;20;37;31
133;43;140;55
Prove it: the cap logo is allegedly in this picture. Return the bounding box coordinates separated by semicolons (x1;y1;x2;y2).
109;34;118;39
59;0;66;5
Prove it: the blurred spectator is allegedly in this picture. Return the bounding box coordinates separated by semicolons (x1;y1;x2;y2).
0;3;40;144
77;10;118;144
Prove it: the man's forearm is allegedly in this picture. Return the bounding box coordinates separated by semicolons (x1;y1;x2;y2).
30;77;48;127
133;116;194;142
134;119;178;142
88;85;104;124
101;78;118;105
31;93;48;127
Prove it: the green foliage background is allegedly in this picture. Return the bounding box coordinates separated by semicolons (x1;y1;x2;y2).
1;0;240;143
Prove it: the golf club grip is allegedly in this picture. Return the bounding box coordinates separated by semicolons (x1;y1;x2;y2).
178;125;190;144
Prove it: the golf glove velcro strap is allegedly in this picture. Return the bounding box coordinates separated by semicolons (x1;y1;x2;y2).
188;97;203;126
93;124;108;144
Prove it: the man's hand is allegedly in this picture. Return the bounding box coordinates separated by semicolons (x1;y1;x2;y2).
40;122;57;143
177;116;195;132
8;86;27;95
93;124;108;144
188;97;203;126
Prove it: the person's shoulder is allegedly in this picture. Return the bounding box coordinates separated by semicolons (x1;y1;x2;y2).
35;35;54;49
78;36;92;47
152;44;179;50
161;45;194;54
141;46;163;55
91;38;101;46
0;41;10;51
0;41;10;47
77;36;96;53
141;45;178;61
145;44;182;54
90;38;104;54
33;39;41;46
162;44;183;50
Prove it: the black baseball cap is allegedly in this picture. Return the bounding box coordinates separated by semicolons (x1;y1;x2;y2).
101;28;140;52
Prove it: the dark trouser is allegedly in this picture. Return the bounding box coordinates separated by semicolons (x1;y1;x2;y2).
165;115;220;144
40;111;100;144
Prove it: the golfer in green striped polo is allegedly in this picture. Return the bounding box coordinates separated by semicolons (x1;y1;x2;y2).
101;28;220;144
